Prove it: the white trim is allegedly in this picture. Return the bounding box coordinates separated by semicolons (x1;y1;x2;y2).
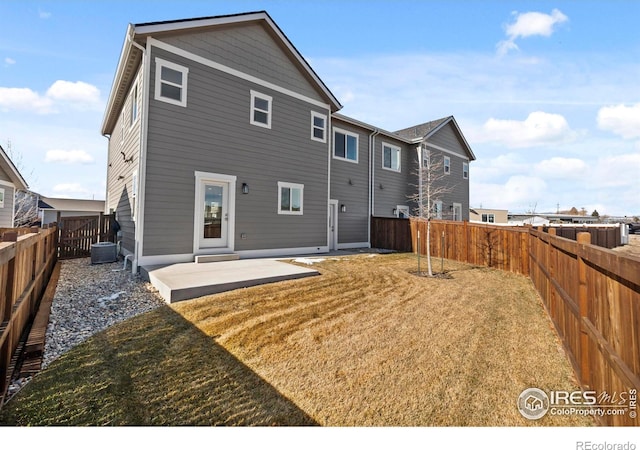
332;127;359;164
250;90;272;129
395;205;409;218
443;155;451;175
277;181;304;215
148;38;331;110
237;246;329;259
0;179;15;188
329;199;339;251
134;39;151;271
425;142;470;161
311;111;327;143
0;187;5;208
194;171;237;254
154;57;189;107
453;202;463;222
326;114;332;248
337;242;370;250
131;170;138;222
381;142;401;173
463;161;469;180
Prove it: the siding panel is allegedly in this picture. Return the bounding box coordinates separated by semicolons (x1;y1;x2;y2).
143;46;330;256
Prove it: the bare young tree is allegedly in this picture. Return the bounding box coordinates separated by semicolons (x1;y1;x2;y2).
408;144;455;277
5;141;39;227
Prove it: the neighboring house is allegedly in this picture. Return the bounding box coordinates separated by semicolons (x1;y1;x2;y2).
0;144;29;228
508;213;598;225
470;208;508;224
101;11;475;269
38;196;106;225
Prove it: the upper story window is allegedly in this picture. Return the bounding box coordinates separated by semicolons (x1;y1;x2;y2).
130;84;138;126
463;162;469;179
311;112;327;142
250;90;272;129
481;213;495;223
444;156;451;175
155;58;188;107
0;188;5;208
278;181;303;215
333;127;358;163
382;143;401;172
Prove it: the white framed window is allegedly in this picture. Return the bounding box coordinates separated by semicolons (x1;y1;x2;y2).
155;58;188;107
311;111;327;142
131;171;138;222
433;200;443;219
250;90;272;128
130;83;138;127
444;156;451;175
382;143;401;172
333;127;358;163
395;205;409;218
482;213;495;223
463;161;469;179
278;181;303;215
0;188;5;208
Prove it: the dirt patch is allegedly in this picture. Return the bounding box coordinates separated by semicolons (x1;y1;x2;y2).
612;234;640;259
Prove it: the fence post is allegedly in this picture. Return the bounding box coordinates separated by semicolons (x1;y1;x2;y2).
577;231;591;389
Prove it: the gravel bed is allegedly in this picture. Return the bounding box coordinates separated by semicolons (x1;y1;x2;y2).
5;258;165;403
42;258;165;369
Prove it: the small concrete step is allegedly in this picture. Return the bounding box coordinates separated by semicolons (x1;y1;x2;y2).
195;253;240;263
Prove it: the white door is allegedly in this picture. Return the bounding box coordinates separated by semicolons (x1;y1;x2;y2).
453;203;463;221
329;199;338;250
199;181;229;248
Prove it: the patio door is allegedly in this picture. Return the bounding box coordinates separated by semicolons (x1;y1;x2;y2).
195;172;236;252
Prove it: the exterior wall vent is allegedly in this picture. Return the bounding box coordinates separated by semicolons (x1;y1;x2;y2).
91;242;118;264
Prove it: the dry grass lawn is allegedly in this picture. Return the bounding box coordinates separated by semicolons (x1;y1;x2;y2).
1;253;594;426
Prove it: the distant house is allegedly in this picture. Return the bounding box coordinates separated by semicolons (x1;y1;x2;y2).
508;213;597;225
38;196;106;225
101;11;476;269
470;208;508;224
0;144;29;228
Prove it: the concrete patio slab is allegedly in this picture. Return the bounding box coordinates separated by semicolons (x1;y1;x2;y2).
141;259;319;303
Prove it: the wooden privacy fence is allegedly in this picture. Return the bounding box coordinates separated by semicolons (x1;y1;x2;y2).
56;213;115;259
0;227;58;403
370;217;412;252
545;225;622;249
408;219;639;426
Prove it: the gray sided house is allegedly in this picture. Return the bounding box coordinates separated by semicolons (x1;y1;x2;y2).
0;145;29;228
101;11;475;270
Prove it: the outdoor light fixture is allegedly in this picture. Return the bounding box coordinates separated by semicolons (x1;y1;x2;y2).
379;183;384;190
341;204;346;213
242;183;249;194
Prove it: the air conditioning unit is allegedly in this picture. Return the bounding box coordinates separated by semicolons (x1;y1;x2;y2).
91;242;118;264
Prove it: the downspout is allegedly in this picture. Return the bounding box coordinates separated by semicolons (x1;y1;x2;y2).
127;31;147;274
368;129;379;246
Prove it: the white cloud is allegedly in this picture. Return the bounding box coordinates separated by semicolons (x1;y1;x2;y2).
46;80;100;105
533;157;588;179
38;9;52;19
472;175;547;211
0;80;101;114
591;153;640;188
498;9;568;56
480;111;578;148
4;57;15;66
596;103;640;139
45;149;94;164
0;87;53;113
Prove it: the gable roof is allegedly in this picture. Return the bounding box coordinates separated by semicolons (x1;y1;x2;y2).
0;144;28;190
101;10;342;135
394;116;476;161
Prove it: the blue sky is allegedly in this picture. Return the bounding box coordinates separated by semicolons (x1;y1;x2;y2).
1;0;639;216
